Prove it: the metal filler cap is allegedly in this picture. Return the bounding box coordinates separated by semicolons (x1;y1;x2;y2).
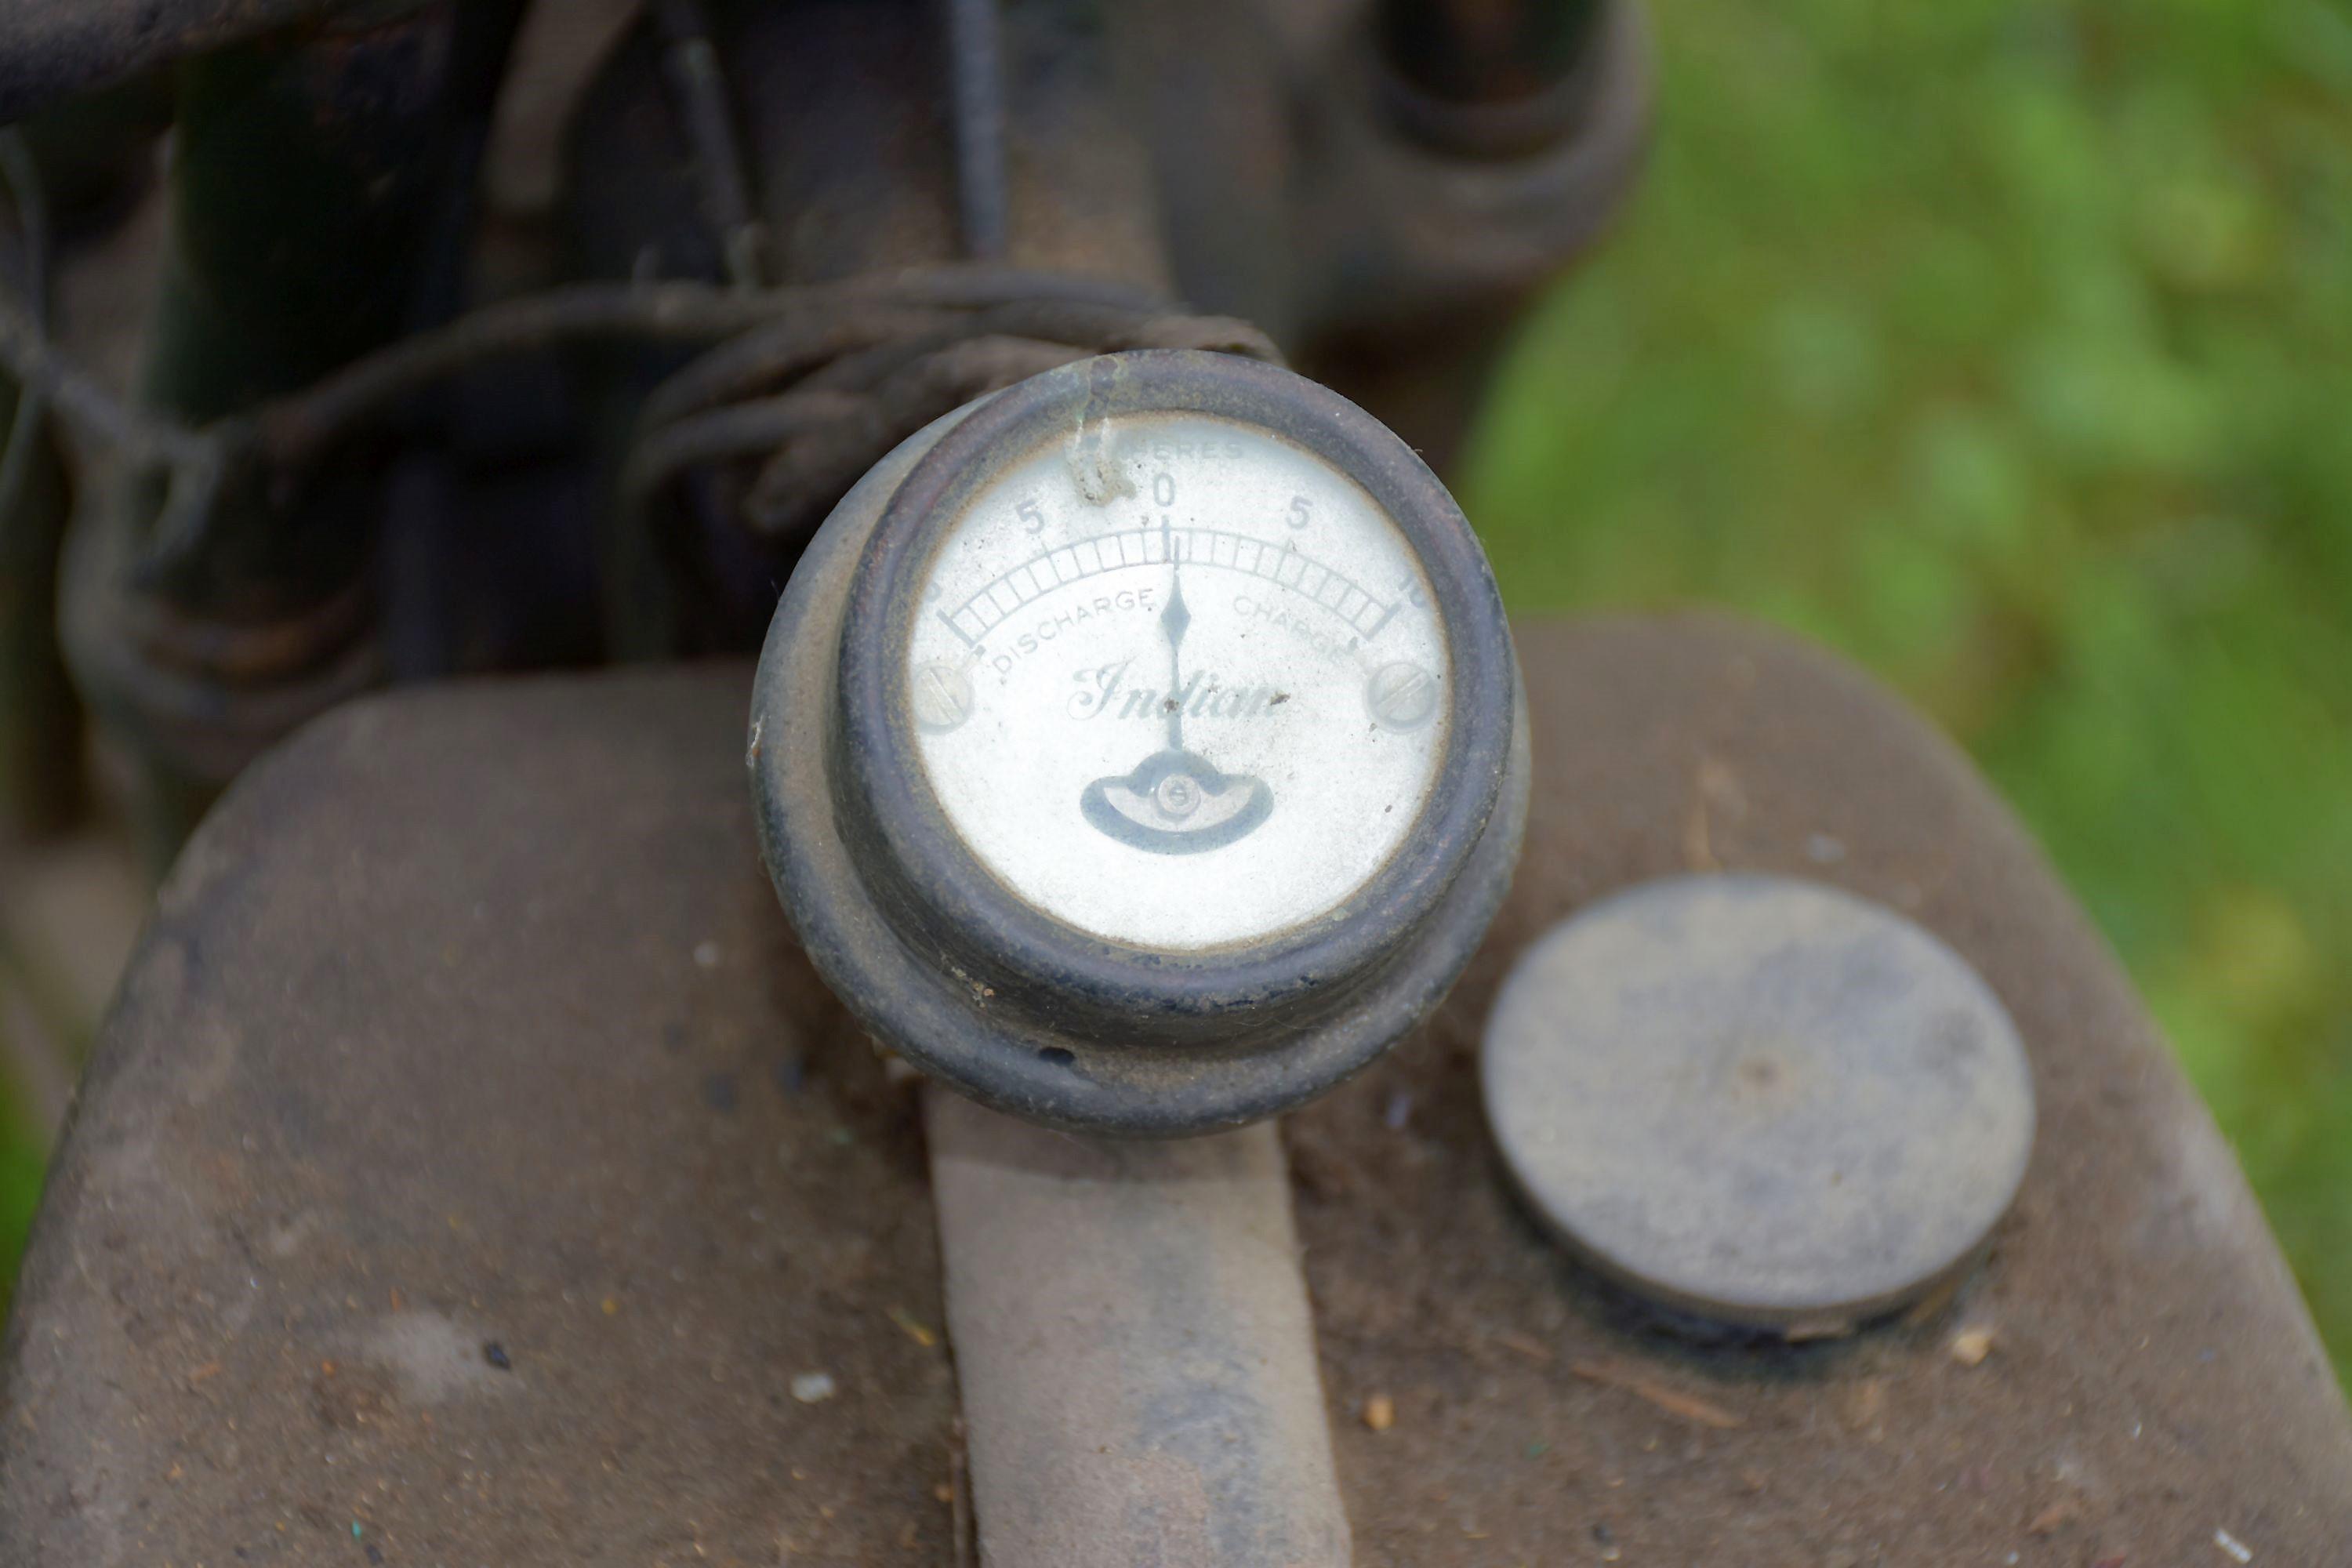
750;351;1528;1136
1483;873;2036;1333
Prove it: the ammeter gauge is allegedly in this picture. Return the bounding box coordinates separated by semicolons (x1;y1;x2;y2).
751;351;1526;1134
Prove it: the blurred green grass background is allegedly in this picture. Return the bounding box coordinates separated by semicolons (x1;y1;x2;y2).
1464;0;2352;1383
0;1138;40;1310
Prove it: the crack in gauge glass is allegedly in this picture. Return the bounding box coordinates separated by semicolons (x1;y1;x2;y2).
906;412;1450;952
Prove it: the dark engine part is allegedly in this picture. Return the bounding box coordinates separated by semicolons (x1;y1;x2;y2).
49;1;528;866
7;0;1647;866
565;0;1650;655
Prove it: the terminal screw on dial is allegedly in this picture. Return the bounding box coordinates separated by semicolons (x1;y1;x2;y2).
909;662;975;733
1366;661;1440;732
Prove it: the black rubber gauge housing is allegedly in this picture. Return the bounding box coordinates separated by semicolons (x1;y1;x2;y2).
750;350;1526;1135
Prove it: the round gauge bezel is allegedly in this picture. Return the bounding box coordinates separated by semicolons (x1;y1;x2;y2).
833;352;1514;1033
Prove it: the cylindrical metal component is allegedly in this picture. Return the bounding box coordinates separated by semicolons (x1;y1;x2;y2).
1375;0;1602;107
1373;0;1610;159
1286;0;1651;464
0;0;339;126
0;381;78;838
942;0;1010;260
927;1087;1352;1566
59;0;521;866
0;129;80;838
138;0;470;611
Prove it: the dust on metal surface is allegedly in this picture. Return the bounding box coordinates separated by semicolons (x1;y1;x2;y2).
10;630;2352;1562
1482;871;2036;1331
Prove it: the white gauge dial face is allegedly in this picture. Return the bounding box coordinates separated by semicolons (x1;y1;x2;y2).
904;412;1450;953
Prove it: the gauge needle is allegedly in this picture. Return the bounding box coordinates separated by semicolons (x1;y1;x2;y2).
1076;524;1273;855
1160;547;1190;752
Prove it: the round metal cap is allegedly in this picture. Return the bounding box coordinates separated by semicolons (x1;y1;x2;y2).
1481;873;2036;1332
